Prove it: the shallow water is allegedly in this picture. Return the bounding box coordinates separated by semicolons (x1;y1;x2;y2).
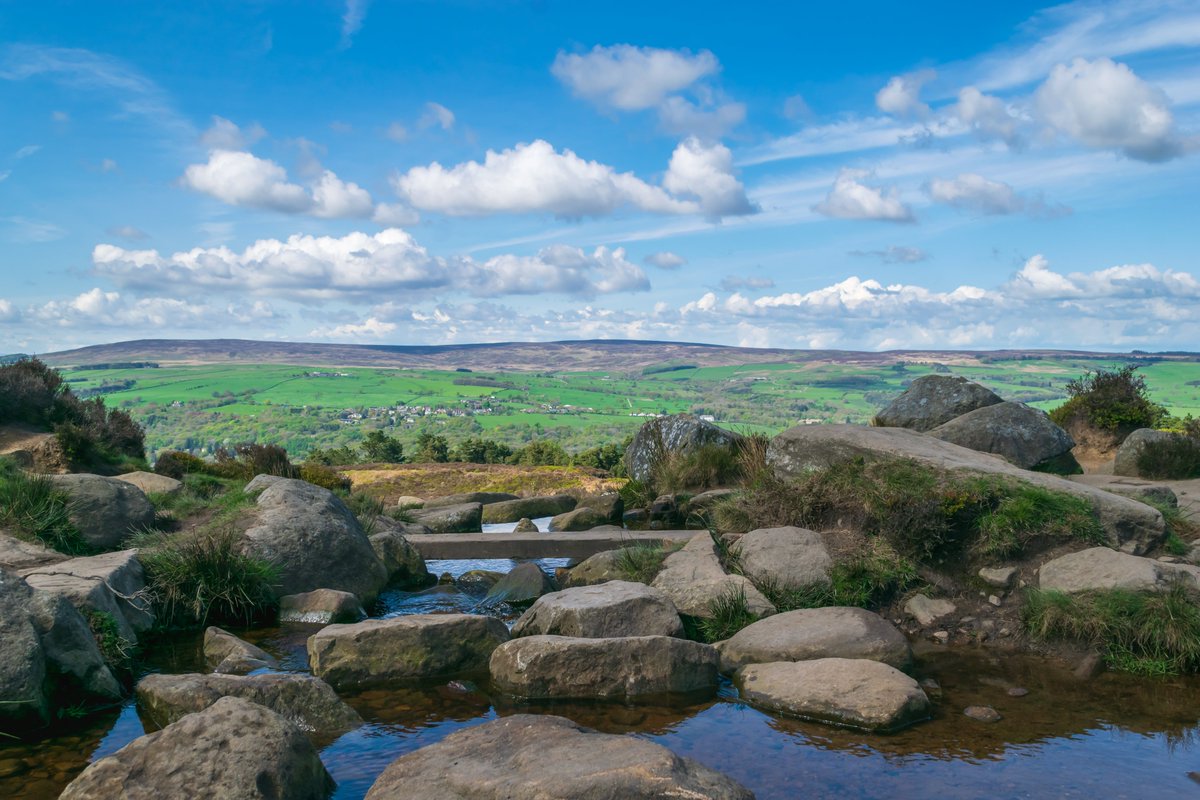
5;561;1200;799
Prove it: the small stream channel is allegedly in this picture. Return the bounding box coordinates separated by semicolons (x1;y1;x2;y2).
4;520;1200;799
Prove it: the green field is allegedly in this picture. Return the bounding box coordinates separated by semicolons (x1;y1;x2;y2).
61;356;1200;460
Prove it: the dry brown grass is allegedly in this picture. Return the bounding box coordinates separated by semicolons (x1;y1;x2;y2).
344;462;625;503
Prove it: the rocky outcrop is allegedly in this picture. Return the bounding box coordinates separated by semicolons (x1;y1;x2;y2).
368;526;432;587
548;506;608;532
929;401;1079;472
364;714;753;799
136;672;362;738
113;471;183;496
735;658;930;733
59;696;334;800
410;502;483;533
734;526;831;590
481;495;576;524
203;626;278;674
423;491;519;509
717;607;912;673
1113;428;1181;477
48;474;155;550
767;424;1165;554
511;581;683;638
19;549;153;645
279;588;365;624
242;477;388;603
563;549;624;587
1038;546;1200;593
650;533;774;618
307;613;510;689
872;375;1003;432
624;413;745;483
483;562;556;606
490;635;719;700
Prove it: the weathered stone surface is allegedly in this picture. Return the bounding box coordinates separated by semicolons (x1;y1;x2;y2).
244;473;286;493
410;501;483;533
48;473;155;550
576;493;624;524
20;549;153;644
136;672;362;737
513;517;539;533
929;401;1079;471
113;471;182;496
734;526;832;589
1113;428;1182;477
423;491;519;509
717;607;912;673
512;581;683;638
203;626;278;674
563;549;625;587
242;477;388;603
0;531;69;571
481;495;576;524
624;413;746;483
548;506;609;532
904;594;957;626
978;566;1018;589
368;527;432;587
490;635;719;700
59;696;334;800
483;562;556;606
767;424;1165;554
279;588;365;624
364;714;752;800
1038;546;1200;593
872;375;1003;432
308;613;510;689
651;533;775;618
736;658;930;733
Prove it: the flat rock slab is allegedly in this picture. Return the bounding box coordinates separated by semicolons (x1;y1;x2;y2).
651;533;775;618
490;635;718;699
407;529;701;560
308;613;510;689
136;672;362;738
718;607;912;673
1038;546;1200;593
511;580;683;638
113;471;182;496
423;492;518;509
0;532;69;571
736;658;931;733
364;714;753;800
279;588;366;624
20;549;153;643
410;502;483;533
60;696;333;800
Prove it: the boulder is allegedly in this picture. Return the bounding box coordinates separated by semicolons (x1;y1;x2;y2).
548;506;608;532
735;658;930;733
929;401;1080;472
481;495;576;524
244;473;286;493
410;501;483;533
19;549;153;644
423;491;519;509
872;375;1003;432
624;413;745;483
369;528;432;587
490;635;719;700
766;424;1165;554
203;626;279;674
307;613;510;689
717;607;912;673
563;549;625;587
576;493;624;524
513;517;539;533
279;588;366;624
1114;428;1181;477
59;696;334;800
1038;546;1200;593
0;531;69;571
734;526;832;590
457;569;505;595
113;471;183;497
511;581;683;638
242;477;388;603
136;672;362;738
483;562;557;606
48;473;155;550
363;714;752;800
650;533;775;618
904;594;957;626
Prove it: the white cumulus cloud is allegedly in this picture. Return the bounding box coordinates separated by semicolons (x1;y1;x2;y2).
663;137;756;218
926;173;1069;217
955;87;1023;146
875;69;936;118
552;44;718;111
814;169;914;222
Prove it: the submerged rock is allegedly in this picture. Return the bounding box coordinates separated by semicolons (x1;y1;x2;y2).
872;375;1003;432
717;607;912;673
511;580;683;638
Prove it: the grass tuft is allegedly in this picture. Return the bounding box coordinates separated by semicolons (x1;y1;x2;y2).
614;542;669;584
696;587;758;643
0;459;92;555
86;610;133;668
753;539;918;611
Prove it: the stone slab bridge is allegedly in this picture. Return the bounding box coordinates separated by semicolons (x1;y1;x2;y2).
406;530;704;560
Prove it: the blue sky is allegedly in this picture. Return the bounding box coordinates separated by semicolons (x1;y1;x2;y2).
2;0;1199;353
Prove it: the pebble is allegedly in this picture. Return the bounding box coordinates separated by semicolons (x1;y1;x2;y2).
1007;687;1029;697
988;594;1002;607
964;705;1003;723
933;631;950;643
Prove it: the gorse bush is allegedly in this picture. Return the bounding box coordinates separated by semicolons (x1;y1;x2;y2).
1049;364;1167;435
0;459;91;554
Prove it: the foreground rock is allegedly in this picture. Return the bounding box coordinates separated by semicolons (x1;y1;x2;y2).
308;613;510;689
548;506;609;532
368;526;432;587
562;548;625;587
136;672;362;738
483;562;556;606
511;581;683;638
734;526;831;589
113;471;183;496
203;626;279;674
243;477;388;603
280;588;365;624
929;401;1079;472
48;474;155;550
410;501;483;533
624;413;745;483
1038;547;1200;593
364;714;753;800
481;494;576;524
651;533;775;618
60;696;334;800
490;635;719;700
717;607;912;673
767;424;1165;554
736;658;930;733
19;549;153;645
1113;428;1182;477
423;491;519;509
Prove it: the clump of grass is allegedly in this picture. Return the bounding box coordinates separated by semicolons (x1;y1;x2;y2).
345;491;385;533
1023;582;1200;676
696;587;758;643
0;459;92;555
85;610;132;668
973;483;1104;559
753;539;918;611
614;542;669;584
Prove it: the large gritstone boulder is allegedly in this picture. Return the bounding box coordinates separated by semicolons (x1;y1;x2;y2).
733;526;832;590
929;401;1079;472
1113;428;1184;477
872;375;1003;432
511;581;683;638
717;607;912;673
48;473;155;550
650;533;774;618
19;549;153;645
624;413;745;483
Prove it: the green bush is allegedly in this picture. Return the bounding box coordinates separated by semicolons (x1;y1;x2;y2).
299;462;352;493
0;460;91;554
752;539;917;611
361;430;404;463
212;443;298;480
1049;364;1167;435
153;450;209;479
509;439;570;466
